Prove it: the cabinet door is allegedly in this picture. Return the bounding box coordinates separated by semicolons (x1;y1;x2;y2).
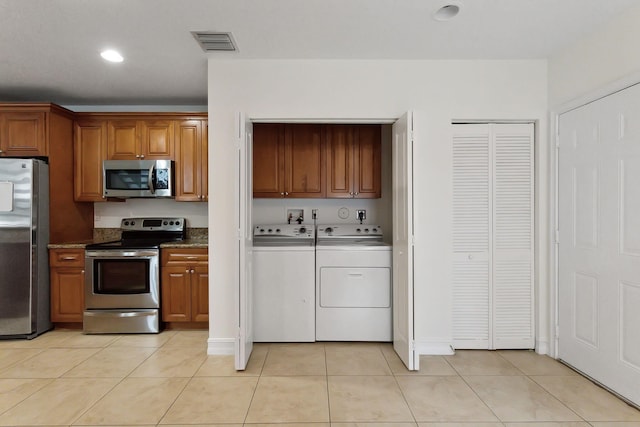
191;265;209;322
253;123;284;197
107;120;139;159
285;124;325;197
140;120;174;159
200;120;208;201
325;124;354;198
50;267;85;322
174;120;203;201
354;125;381;198
0;112;46;156
161;265;191;322
74;120;107;202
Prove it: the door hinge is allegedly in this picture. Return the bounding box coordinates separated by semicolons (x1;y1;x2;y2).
555;229;560;244
555;325;560;339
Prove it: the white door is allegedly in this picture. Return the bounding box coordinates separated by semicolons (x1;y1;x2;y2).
235;113;253;370
392;111;418;370
558;83;640;406
452;123;534;350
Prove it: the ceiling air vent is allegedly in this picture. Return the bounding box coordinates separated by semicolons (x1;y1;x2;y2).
192;32;237;52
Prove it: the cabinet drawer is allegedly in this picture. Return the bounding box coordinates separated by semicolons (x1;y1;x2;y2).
161;249;208;265
49;249;85;267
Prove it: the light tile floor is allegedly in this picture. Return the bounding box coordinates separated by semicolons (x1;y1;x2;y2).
0;330;638;426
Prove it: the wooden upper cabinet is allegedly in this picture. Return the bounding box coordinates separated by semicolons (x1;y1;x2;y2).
353;124;381;198
74;120;107;202
253;123;325;198
0;112;47;156
326;125;355;198
175;119;207;201
107;119;174;160
286;124;325;197
253;124;284;197
200;120;208;201
141;120;174;159
326;124;381;198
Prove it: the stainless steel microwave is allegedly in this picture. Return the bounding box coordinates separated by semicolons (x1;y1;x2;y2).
103;160;173;198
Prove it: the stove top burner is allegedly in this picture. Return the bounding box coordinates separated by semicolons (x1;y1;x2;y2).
86;217;187;250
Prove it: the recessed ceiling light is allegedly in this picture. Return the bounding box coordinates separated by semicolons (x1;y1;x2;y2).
433;4;460;21
100;49;124;63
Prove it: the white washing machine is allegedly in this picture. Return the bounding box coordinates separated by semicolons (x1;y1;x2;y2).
253;224;316;342
315;224;392;341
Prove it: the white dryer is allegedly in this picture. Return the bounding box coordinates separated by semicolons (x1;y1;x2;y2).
315;224;392;341
253;224;316;342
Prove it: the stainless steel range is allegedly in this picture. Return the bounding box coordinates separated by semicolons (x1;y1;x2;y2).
83;217;186;334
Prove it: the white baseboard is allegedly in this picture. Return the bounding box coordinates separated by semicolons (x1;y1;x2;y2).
207;338;235;355
536;337;550;356
415;340;455;355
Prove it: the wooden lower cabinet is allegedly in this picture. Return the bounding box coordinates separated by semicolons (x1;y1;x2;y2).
49;248;85;323
161;248;208;323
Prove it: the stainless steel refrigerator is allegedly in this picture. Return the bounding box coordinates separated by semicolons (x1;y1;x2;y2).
0;158;51;339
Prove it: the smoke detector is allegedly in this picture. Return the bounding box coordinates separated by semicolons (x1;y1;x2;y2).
192;32;237;52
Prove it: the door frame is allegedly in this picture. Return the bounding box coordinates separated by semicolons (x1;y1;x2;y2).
236;113;412;369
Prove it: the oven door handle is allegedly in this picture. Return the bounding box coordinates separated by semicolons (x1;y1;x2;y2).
85;250;159;258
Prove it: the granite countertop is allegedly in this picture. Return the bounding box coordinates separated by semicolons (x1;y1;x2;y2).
48;228;208;249
48;239;109;249
160;239;208;248
49;238;208;249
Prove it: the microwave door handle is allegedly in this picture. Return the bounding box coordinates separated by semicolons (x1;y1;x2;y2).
148;163;155;194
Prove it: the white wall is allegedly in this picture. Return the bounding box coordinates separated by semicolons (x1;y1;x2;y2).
208;59;549;354
548;4;640;107
94;199;208;228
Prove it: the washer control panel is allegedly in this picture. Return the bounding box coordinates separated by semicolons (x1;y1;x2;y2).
254;224;315;239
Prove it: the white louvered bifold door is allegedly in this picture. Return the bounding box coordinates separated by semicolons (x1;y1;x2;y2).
452;123;534;350
452;125;491;349
492;124;534;349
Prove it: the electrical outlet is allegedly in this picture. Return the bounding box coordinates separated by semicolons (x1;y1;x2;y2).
356;209;366;220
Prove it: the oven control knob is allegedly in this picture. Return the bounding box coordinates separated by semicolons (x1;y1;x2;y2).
124;221;129;226
276;228;281;233
372;228;377;233
260;228;264;233
131;221;136;226
356;228;361;232
175;221;180;226
163;221;168;225
364;228;369;232
268;229;272;232
299;227;306;234
325;227;333;233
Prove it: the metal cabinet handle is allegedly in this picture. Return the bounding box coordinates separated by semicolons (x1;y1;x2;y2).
185;269;190;273
140;154;145;159
191;269;195;273
354;192;359;196
285;192;289;196
61;256;77;260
